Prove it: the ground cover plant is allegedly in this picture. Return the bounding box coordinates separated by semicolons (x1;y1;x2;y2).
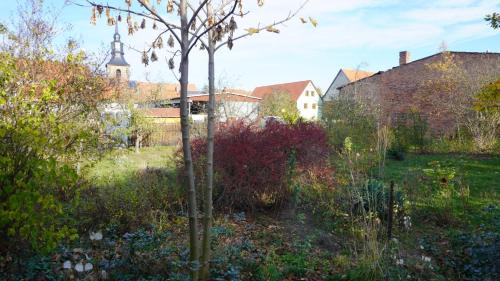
379;154;500;281
2;140;499;280
322;97;499;280
78;147;183;233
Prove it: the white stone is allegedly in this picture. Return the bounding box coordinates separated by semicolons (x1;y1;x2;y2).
75;262;84;272
63;260;72;269
84;263;93;272
90;231;103;241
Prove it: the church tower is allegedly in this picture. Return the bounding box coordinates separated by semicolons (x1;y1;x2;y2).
106;24;130;81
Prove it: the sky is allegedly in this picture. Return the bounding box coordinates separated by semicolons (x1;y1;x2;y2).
1;0;499;92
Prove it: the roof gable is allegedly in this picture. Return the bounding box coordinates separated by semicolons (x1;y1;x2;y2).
324;69;373;99
252;80;312;101
324;70;344;96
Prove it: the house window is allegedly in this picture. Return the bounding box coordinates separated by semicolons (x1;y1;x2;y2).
304;103;308;109
311;91;315;97
305;91;309;96
312;103;317;109
116;69;122;80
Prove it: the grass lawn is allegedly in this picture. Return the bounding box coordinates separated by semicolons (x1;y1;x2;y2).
79;146;180;232
384;153;500;198
85;146;176;184
383;153;499;229
376;153;500;280
80;148;499;280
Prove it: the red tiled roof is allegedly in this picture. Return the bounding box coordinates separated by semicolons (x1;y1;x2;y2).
252;80;312;101
105;82;197;102
142;108;180;118
341;69;374;82
191;95;261;103
190;90;261;103
133;82;197;102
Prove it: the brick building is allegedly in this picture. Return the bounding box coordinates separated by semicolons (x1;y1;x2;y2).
338;51;500;133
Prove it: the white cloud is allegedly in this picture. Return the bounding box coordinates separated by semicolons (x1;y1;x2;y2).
447;22;498;42
402;0;498;26
65;0;500;89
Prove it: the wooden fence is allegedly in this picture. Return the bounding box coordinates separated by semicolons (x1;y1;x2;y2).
148;122;207;146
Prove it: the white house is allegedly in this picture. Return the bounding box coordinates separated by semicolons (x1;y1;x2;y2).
252;80;320;120
323;69;374;101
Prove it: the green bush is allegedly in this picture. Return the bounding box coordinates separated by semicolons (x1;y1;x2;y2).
428;133;475;153
296;167;339;223
0;52;103;253
391;111;429;155
78;166;183;233
401;160;472;226
322;98;378;152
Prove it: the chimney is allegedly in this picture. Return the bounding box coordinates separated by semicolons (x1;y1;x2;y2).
399;51;410;66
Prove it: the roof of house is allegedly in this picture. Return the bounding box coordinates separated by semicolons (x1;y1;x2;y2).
188;90;206;97
338;51;500;90
132;82;197;102
105;81;197;102
252;80;314;101
174;88;260;103
142;108;180;118
341;69;375;82
190;91;262;103
324;69;374;98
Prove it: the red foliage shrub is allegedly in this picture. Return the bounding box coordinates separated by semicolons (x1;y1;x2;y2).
189;121;330;211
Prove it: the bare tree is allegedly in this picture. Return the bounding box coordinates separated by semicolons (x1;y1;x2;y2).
415;51;500;151
75;1;239;279
75;1;313;279
199;1;311;278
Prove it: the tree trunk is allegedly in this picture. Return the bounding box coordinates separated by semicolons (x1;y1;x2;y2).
200;14;215;280
135;133;141;154
179;1;199;280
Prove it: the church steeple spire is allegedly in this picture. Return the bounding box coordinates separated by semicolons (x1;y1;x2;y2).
106;24;130;81
114;23;120;41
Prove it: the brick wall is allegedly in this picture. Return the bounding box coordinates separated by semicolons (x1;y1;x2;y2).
339;52;500;134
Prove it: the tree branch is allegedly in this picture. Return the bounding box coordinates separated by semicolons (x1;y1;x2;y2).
215;0;309;52
137;0;182;45
187;0;210;30
187;0;239;55
78;0;183;45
